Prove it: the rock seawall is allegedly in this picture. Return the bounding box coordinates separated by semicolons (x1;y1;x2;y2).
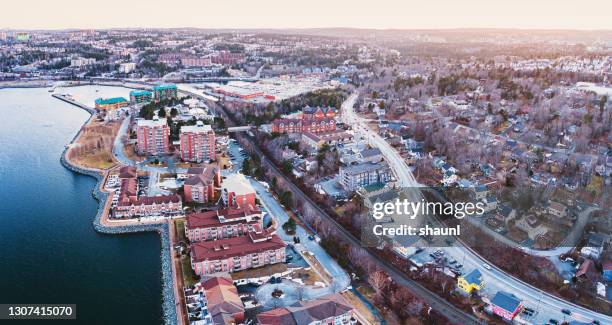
58;102;178;325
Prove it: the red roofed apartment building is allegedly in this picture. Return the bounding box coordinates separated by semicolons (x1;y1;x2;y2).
199;276;245;325
179;121;216;163
257;293;355;325
221;173;257;208
112;168;183;218
183;164;221;203
271;106;337;134
185;206;264;242
136;117;170;156
114;194;182;218
190;231;286;275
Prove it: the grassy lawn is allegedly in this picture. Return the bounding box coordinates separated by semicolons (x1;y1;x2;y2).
73;152;116;170
175;219;187;243
230;263;288;281
180;256;198;288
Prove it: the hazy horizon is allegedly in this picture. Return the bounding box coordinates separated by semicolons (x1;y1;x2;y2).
2;0;612;31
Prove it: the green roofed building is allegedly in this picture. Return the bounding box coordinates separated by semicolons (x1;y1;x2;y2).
129;90;152;104
153;84;177;102
94;97;129;110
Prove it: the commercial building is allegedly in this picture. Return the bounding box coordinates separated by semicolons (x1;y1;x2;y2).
257;293;355;325
136;117;170;156
129;90;152;104
339;162;392;192
153;84;177;102
180;121;216;163
185;206;263;242
221;173;257;208
190;231;286;275
490;291;522;321
94;97;128;110
183;164;221;203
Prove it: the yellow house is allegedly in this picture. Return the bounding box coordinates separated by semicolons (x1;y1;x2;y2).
458;269;484;294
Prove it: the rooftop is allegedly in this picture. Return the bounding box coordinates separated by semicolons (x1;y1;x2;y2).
190;232;285;262
186;206;262;229
223;173;255;196
491;291;521;313
129;90;152;96
257;293;353;325
137;117;167;128
95;97;128;105
153;84;177;91
341;162;388;175
180;121;213;134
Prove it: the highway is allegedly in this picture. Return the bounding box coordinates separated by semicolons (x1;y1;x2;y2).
342;91;612;324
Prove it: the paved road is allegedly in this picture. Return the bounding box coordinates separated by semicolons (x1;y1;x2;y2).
345;91;612;324
182;86;485;324
341;92;420;189
250;179;352;297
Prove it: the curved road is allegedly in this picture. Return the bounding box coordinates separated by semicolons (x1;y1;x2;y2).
193;92;483;324
343;91;612;324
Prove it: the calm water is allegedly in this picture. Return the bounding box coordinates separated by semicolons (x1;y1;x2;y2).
0;87;163;324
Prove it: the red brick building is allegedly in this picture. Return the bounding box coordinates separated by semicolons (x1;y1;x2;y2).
114;194;182;218
183;164;221;203
185;206;263;242
257;293;355;325
491;291;522;321
179;121;216;163
221;173;257;208
200;277;245;324
271;106;337;134
136;117;170;156
190;231;286;275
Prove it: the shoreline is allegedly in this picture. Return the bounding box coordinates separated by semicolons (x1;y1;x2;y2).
55;94;178;325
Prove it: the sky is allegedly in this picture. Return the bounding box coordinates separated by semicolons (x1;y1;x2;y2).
2;0;612;30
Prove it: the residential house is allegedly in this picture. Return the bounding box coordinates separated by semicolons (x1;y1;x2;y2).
458;269;484;294
581;233;608;260
547;201;568;218
516;215;548;240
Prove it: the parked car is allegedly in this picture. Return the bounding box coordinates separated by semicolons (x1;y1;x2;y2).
482;263;492;270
